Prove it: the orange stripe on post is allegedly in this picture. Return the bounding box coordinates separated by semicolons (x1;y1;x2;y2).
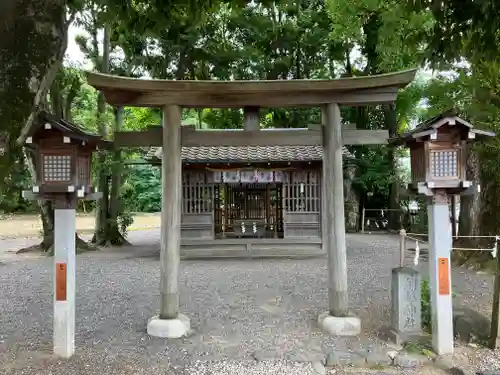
55;263;67;301
438;257;451;295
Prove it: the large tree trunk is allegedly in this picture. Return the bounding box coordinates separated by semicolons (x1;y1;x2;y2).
109;107;123;223
455;148;482;264
383;103;401;230
344;162;359;232
458;150;481;238
94;25;111;245
92;25;129;246
0;0;68;189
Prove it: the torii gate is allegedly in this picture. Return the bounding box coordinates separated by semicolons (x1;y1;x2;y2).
86;69;417;338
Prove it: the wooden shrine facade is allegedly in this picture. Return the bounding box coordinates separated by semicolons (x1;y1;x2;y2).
147;144;340;257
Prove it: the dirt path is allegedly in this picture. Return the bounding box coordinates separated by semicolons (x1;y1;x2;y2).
0;212;160;239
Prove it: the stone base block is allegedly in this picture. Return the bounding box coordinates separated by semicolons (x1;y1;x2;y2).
147;314;190;338
387;329;427;346
318;312;361;336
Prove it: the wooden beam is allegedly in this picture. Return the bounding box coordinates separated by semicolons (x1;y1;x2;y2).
103;86;400;108
244;106;260;130
114;127;388;147
88;68;417;94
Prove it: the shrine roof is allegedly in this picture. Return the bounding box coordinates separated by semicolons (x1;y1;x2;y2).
85;69;417;108
146;145;353;164
390;109;496;145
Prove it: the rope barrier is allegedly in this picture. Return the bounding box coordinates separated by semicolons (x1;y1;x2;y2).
401;233;499;266
452;235;498;238
406;235;428;244
452;247;495;251
406;232;497;239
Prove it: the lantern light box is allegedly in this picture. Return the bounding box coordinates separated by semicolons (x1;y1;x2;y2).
23;111;109;199
391;110;495;195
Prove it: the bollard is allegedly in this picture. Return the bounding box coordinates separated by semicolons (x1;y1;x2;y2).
361;208;366;234
490;237;500;349
399;229;407;267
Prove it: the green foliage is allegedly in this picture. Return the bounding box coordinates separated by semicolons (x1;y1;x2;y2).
403;340;434;357
121;165;162;213
408;0;500;64
421;279;431;333
353;146;394;199
0;158;35;213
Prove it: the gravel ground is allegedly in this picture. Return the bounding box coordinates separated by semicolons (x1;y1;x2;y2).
0;231;498;374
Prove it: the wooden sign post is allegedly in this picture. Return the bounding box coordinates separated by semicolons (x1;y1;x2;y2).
428;193;454;355
489;238;500;349
53;200;76;358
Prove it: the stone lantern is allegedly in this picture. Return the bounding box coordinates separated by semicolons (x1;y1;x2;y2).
392;110;495;355
394;110;495;195
22;111;107;200
21;111;108;359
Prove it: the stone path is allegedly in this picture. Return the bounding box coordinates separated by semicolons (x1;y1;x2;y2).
0;231;498;374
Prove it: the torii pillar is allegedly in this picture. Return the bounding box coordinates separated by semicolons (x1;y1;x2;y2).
147;104;190;338
318;103;361;336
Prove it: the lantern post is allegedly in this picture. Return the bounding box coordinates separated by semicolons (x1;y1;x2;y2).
21;112;107;358
392;111;494;355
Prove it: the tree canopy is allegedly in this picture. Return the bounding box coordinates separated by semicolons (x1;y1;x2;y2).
2;0;500;257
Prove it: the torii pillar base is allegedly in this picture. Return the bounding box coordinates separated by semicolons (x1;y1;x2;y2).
147;314;190;339
318;312;361;336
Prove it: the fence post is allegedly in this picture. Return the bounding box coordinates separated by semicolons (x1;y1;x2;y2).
489;237;500;349
361;207;366;234
399;229;406;267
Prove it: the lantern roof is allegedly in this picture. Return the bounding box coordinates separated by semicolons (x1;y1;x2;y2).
25;111;110;147
390;109;495;146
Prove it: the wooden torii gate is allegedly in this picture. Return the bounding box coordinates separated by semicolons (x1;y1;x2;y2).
86;69;417;338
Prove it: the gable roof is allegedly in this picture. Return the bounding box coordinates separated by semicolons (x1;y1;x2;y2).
25;111;110;147
390;110;495;146
146;145;353;164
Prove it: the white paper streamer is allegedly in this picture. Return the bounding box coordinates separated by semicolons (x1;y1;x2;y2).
414;241;420;266
492;236;499;258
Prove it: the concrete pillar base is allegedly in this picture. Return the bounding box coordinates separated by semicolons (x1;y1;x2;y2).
147;314;190;338
318;311;361;336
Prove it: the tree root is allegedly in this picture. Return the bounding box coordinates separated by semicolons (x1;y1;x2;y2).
16;233;98;255
91;228;131;247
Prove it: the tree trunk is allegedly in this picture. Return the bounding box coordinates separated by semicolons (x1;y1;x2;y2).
0;0;68;190
458;150;481;238
94;24;111;245
107;106;129;245
109;106;123;223
92;26;129;246
343;163;359;232
383;103;401;230
456;148;482;263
